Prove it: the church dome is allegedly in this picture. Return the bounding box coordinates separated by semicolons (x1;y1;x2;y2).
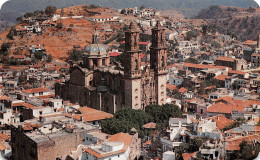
84;31;108;58
85;44;108;57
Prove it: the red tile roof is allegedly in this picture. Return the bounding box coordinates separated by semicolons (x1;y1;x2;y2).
209;114;234;130
66;107;113;122
228;70;246;75
216;56;235;62
225;134;260;151
13;55;26;59
179;87;188;93
0;133;9;141
144;140;151;146
252;54;260;57
166;84;177;91
22;87;50;94
214;75;229;81
143;122;156;129
0;95;10;101
207;102;244;114
182;152;197;160
109;52;121;57
0;143;5;151
84;132;133;158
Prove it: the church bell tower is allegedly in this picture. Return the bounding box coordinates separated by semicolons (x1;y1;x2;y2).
150;21;167;105
124;22;142;110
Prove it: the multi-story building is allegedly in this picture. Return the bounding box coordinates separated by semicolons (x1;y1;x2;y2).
55;22;167;114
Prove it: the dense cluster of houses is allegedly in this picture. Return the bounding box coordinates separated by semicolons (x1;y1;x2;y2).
0;4;259;160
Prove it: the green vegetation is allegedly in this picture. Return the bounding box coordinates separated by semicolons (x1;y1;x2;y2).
184;58;199;64
145;104;183;124
56;23;63;29
46;54;53;63
222;118;245;131
34;51;45;60
140;4;145;10
238;141;260;160
101;104;182;138
6;27;17;40
176;137;205;160
101;108;152;138
185;30;199;40
68;49;84;61
45;6;57;16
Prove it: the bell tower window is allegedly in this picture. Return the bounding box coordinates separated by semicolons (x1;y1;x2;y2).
135;59;138;70
134;35;137;47
161;33;163;45
161;56;165;67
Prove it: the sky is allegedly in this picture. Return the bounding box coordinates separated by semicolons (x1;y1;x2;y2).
0;0;259;10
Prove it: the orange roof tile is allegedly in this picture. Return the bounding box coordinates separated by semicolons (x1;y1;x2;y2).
108;132;132;150
0;133;9;141
84;132;133;158
22;87;50;94
144;140;151;146
0;95;10;101
228;70;246;75
209;115;234;130
216;56;235;62
143;122;156;129
0;143;5;151
182;152;197;160
166;84;177;91
225;134;260;151
214;75;229;81
207;102;244;114
179;87;188;93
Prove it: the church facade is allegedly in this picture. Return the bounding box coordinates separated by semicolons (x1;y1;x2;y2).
55;22;167;114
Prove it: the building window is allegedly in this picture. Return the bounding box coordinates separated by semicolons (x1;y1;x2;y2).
200;109;203;114
161;56;165;67
39;92;43;95
135;59;138;70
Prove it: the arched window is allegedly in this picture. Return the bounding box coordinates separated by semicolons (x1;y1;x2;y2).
135;59;138;70
161;33;163;44
161;56;165;67
134;36;137;47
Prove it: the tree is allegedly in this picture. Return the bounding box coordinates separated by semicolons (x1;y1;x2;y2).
184;58;199;64
16;16;23;23
56;23;63;29
69;49;83;61
1;43;11;52
34;51;44;60
46;54;53;62
140;4;145;10
18;76;26;83
145;104;183;126
211;40;221;48
239;141;260;160
101;108;153;138
185;30;199;41
24;12;33;18
6;27;17;40
202;25;208;35
45;6;56;16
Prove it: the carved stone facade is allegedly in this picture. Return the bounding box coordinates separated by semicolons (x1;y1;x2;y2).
55;22;167;114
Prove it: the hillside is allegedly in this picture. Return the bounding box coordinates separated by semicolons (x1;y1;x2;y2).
0;0;258;26
0;5;123;60
194;5;260;41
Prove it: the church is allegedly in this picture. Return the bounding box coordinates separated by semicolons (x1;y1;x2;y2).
55;21;168;114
